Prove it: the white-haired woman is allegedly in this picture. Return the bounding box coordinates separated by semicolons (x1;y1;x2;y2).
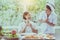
38;2;57;35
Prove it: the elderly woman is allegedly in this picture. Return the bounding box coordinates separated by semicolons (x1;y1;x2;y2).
38;2;57;34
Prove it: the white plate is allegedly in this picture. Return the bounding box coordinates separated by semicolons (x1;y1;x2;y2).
20;33;37;36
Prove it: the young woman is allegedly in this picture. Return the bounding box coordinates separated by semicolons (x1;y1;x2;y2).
38;2;57;34
18;12;38;33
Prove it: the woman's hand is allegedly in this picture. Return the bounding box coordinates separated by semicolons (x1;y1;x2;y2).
29;23;38;33
45;18;49;23
39;19;46;23
26;21;32;27
26;22;38;33
45;18;55;26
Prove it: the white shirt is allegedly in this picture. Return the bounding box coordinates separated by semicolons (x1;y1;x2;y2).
39;11;57;34
18;20;37;33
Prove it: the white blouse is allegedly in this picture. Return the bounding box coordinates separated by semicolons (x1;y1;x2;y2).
39;11;57;34
18;20;37;33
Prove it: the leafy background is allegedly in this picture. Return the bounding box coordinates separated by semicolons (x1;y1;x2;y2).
0;0;60;26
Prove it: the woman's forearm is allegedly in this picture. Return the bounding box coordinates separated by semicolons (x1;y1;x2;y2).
32;29;38;33
21;29;25;33
46;21;55;26
30;26;38;33
21;26;27;33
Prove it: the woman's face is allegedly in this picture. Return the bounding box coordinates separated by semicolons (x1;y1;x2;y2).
46;8;51;15
25;14;31;20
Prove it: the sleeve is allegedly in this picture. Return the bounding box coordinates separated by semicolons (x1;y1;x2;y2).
18;22;25;33
52;14;57;25
31;22;38;30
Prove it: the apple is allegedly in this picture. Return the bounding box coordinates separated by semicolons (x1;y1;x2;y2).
11;30;16;35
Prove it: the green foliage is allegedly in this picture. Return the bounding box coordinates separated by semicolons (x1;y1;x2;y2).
27;0;46;14
0;0;60;26
55;0;60;26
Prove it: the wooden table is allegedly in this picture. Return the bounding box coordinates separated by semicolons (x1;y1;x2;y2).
5;38;19;40
22;38;55;40
0;37;19;40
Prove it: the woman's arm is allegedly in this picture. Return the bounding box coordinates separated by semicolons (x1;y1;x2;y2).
39;19;46;23
46;21;55;26
29;24;38;33
45;19;55;26
21;27;26;33
39;19;55;26
31;27;38;33
20;23;30;33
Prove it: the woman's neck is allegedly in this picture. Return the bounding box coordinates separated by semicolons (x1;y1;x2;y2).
47;13;51;18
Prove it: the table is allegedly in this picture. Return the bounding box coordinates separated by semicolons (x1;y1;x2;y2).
22;39;55;40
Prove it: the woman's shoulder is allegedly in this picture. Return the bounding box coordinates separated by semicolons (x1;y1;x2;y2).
52;12;57;17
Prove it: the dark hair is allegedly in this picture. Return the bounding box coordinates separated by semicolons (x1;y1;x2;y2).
23;12;29;20
46;5;51;11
